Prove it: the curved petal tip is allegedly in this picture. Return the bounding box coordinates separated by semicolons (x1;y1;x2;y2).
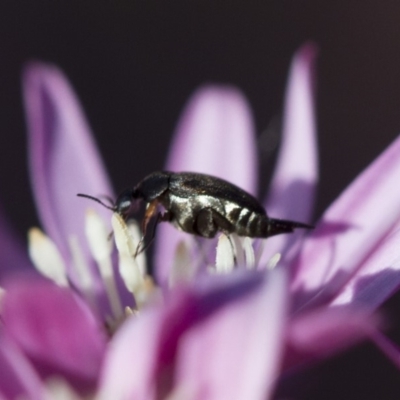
262;42;319;264
23;62;114;262
167;85;257;194
156;85;258;285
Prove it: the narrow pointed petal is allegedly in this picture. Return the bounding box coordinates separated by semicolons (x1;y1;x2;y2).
2;276;107;392
370;331;400;370
291;132;400;309
0;203;31;279
0;336;43;400
262;44;318;266
23;63;114;264
331;227;400;309
99;270;268;399
155;87;257;285
98;308;161;400
166;86;257;192
174;269;287;400
284;306;378;370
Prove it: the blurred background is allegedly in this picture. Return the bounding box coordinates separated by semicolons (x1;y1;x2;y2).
1;1;400;398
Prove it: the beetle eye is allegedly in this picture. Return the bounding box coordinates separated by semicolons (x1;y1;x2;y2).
118;199;131;214
115;189;134;216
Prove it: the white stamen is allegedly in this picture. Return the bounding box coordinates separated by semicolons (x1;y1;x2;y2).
112;213;144;297
164;384;196;400
254;239;266;266
28;228;68;286
119;254;143;296
127;219;147;276
43;377;80;400
112;213;137;256
215;234;235;273
267;253;281;270
230;233;245;267
242;237;256;269
169;240;195;287
68;235;97;310
85;210;123;319
85;209;113;260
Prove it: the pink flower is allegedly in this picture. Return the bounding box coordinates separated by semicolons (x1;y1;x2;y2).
98;268;286;400
155;43;390;369
0;276;107;394
0;268;286;399
0;42;398;399
0;57;288;399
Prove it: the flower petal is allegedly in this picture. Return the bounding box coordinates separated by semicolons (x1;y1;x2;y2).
2;276;107;392
370;331;400;370
290;132;400;309
331;227;400;309
155;86;257;285
284;306;377;370
166;86;257;192
173;268;287;400
98;307;161;400
98;270;272;400
261;43;318;266
23;63;114;264
0;336;43;400
0;203;31;279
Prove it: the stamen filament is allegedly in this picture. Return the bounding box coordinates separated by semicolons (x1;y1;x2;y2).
112;213;144;304
43;377;80;400
215;234;235;273
127;220;147;277
68;236;97;311
85;210;123;319
254;239;266;266
242;237;256;269
169;240;194;287
267;253;281;270
230;233;245;267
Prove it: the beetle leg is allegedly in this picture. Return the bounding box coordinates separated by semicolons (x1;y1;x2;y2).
141;200;159;235
134;200;157;258
135;209;172;257
194;208;234;238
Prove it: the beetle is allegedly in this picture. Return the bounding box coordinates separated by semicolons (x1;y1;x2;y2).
78;171;313;254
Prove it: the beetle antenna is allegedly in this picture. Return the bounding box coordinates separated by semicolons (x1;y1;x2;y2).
77;193;116;211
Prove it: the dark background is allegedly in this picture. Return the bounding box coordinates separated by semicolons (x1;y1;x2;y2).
1;1;400;398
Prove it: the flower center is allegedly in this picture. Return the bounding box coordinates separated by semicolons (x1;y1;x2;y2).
27;210;158;330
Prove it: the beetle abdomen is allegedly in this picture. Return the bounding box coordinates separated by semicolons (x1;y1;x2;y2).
225;202;311;238
225;203;266;237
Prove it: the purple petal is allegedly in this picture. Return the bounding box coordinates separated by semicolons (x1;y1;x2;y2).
2;276;107;392
370;331;400;370
99;270;275;399
166;86;257;191
331;227;400;309
155;86;257;285
261;43;318;266
290;132;400;309
285;306;378;370
0;203;32;280
98;308;162;399
174;269;286;400
23;63;114;264
0;336;43;400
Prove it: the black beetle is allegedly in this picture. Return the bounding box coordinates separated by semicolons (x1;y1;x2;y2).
78;171;313;254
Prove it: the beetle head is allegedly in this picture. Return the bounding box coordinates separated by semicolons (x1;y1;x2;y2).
114;188;143;218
